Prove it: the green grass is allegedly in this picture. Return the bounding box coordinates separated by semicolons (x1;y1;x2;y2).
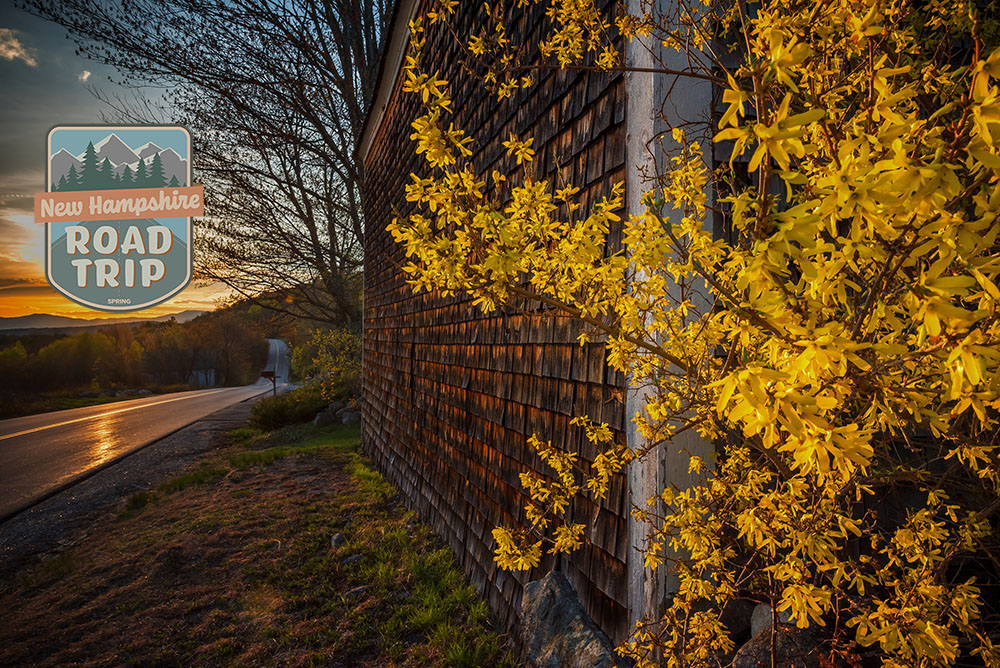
105;420;517;666
21;552;76;588
228;426;362;466
227;427;255;445
119;491;154;518
157;465;228;494
228;423;514;666
118;426;359;518
0;394;134;420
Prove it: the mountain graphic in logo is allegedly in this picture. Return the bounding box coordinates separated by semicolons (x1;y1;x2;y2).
49;132;188;192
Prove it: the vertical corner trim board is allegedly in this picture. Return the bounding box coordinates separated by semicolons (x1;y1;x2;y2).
624;0;718;628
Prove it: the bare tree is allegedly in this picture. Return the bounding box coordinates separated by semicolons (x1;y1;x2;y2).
25;0;390;325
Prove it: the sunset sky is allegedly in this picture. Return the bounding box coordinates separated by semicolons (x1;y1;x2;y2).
0;4;228;320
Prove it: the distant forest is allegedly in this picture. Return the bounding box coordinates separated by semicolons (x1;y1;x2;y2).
0;302;292;418
54;141;180;192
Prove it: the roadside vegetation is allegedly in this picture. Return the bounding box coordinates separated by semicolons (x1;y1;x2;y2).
0;305;270;419
0;422;516;667
0;304;352;420
248;387;331;431
250;328;363;432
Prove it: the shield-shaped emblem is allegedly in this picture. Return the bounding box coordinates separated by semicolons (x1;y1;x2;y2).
36;126;201;312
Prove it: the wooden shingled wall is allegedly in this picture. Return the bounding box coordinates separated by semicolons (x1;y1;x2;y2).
361;0;630;641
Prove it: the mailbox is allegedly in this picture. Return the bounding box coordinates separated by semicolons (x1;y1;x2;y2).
260;369;277;396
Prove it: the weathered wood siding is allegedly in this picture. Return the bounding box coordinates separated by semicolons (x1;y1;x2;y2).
361;0;629;639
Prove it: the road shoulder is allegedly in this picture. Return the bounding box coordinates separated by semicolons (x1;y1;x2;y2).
0;396;262;576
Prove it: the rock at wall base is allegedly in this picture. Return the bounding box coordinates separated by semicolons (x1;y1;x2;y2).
751;603;793;637
720;598;757;645
314;410;336;427
521;571;619;668
733;625;823;668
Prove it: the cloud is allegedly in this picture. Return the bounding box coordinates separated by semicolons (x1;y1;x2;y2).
0;170;45;207
77;70;91;82
0;216;33;246
0;28;38;67
0;280;47;293
0;251;44;290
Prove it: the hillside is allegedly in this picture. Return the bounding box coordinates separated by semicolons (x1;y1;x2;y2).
0;310;205;333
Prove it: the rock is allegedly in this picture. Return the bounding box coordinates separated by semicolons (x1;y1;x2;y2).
341;411;361;426
751;603;793;637
720;598;757;644
733;625;823;668
79;391;98;398
138;389;152;395
330;400;347;414
340;553;363;566
521;571;619;668
314;410;336;427
330;533;347;548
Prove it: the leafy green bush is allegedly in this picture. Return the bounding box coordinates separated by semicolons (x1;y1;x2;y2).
291;328;361;401
248;386;327;431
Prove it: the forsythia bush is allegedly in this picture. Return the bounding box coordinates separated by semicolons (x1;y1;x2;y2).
389;0;1000;665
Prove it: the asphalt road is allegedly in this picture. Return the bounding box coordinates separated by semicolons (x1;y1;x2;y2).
0;338;289;521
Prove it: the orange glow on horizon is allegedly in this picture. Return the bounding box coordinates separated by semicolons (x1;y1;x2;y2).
0;281;231;320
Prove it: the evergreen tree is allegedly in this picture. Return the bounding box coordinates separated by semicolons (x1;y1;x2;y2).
79;141;99;189
98;157;115;188
65;164;82;191
55;173;68;192
137;159;151;187
148;152;166;187
167;174;179;188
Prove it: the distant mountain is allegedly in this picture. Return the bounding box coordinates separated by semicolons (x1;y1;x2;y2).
51;132;188;190
89;133;140;166
0;310;206;332
49;149;82;187
134;141;162;160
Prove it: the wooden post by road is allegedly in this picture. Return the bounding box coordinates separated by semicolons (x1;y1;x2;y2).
260;369;276;397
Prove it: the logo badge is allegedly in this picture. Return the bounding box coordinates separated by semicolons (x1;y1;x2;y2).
34;126;203;312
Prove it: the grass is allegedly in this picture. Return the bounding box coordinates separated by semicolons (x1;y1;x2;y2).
157;465;228;494
120;463;228;517
29;552;76;587
0;385;197;420
0;393;133;420
3;421;517;667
